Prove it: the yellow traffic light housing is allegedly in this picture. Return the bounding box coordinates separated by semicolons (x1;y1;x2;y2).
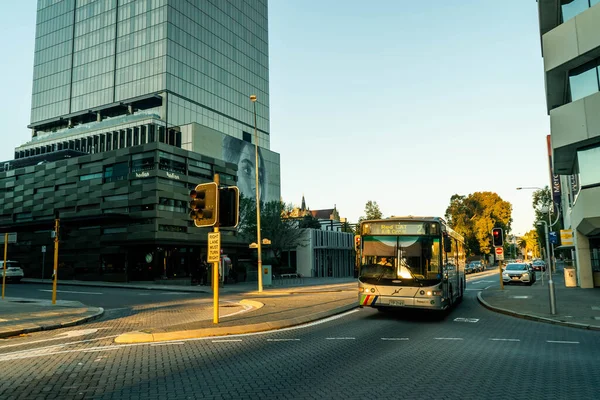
219;186;239;228
189;182;218;227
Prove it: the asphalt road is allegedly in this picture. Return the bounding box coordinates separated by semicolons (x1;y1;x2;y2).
4;282;206;308
1;273;599;399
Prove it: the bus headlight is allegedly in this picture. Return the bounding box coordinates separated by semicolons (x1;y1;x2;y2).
426;291;432;296
432;290;442;296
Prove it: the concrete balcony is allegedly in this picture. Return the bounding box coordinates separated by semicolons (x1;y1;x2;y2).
571;186;600;236
550;90;600;174
541;3;600;112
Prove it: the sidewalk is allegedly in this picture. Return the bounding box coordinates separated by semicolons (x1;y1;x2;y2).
0;297;104;338
478;267;600;331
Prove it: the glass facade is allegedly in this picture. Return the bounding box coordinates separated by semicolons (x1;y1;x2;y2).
568;57;600;102
31;0;269;146
561;0;600;23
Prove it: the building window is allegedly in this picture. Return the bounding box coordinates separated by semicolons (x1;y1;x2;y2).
568;58;600;102
561;0;600;23
103;162;128;183
103;194;128;202
102;227;127;234
158;224;186;233
243;131;252;143
577;145;600;188
80;173;103;181
158;151;186;174
158;198;186;213
131;152;155;172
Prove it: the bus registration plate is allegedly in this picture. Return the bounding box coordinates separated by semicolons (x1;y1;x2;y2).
389;299;404;306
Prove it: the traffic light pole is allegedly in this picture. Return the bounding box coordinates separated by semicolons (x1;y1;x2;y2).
2;233;7;299
52;218;59;305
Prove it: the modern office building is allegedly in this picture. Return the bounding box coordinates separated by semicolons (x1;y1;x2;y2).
17;0;278;202
537;0;600;287
0;0;283;282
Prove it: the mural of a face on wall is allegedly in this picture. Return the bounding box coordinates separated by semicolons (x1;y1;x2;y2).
222;135;266;203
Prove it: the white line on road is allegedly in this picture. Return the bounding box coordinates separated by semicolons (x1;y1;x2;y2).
150;342;185;346
266;339;300;342
325;337;355;340
465;288;483;291
546;340;579;344
490;338;520;342
381;338;409;341
0;334;119;351
38;289;103;295
212;339;243;343
434;338;463;341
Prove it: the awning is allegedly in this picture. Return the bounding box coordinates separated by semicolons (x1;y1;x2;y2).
554;245;575;250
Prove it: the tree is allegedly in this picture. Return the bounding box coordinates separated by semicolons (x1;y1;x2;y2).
518;230;539;260
237;194;304;266
298;214;321;229
444;191;513;257
363;200;383;220
531;186;562;246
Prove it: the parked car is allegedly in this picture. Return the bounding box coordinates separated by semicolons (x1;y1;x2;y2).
469;261;484;273
532;260;546;272
465;263;474;274
0;260;25;283
502;263;535;285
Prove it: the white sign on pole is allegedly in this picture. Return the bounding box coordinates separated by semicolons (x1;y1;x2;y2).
207;232;221;263
41;246;46;253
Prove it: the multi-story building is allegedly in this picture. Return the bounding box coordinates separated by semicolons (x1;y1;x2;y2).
537;0;600;288
0;0;281;282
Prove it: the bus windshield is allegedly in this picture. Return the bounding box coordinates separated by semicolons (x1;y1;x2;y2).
359;235;442;286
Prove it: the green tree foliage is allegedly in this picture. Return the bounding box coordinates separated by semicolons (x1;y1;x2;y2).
518;230;540;260
444;191;513;256
298;214;322;229
238;194;304;266
531;186;562;246
363;200;383;220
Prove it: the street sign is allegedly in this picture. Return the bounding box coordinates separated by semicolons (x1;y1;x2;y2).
41;246;46;253
207;232;221;263
495;246;504;261
560;229;574;246
549;231;558;244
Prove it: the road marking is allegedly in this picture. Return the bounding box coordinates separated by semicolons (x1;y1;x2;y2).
434;338;463;341
490;338;520;342
546;340;579;344
55;329;99;338
466;288;483;291
0;334;119;351
326;337;355;340
212;339;243;343
484;285;495;290
266;339;300;342
453;318;479;323
38;289;103;295
381;338;409;341
510;296;531;299
159;292;190;295
150;342;185;346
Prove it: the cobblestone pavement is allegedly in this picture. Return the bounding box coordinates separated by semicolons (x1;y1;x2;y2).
1;276;599;400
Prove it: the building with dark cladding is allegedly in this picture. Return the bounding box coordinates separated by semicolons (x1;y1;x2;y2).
0;142;248;282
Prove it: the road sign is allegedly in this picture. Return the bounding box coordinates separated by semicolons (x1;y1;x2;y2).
495;247;503;255
207;232;221;263
41;246;46;253
549;231;558;244
0;233;17;244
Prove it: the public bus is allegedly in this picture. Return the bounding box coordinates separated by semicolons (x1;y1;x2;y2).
357;216;466;311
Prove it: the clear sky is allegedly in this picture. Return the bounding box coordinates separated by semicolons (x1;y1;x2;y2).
0;0;550;237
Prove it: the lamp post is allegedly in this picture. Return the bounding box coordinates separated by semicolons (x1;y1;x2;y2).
250;94;263;293
517;186;557;314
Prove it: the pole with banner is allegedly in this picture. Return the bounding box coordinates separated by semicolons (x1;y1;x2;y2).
208;174;221;324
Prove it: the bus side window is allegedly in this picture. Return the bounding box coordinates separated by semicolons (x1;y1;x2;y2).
444;236;452;253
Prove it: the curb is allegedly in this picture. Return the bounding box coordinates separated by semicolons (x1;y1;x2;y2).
22;279;211;294
0;307;105;339
476;292;600;331
115;302;357;344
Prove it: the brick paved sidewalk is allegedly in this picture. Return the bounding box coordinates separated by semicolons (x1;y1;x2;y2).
0;297;104;338
478;268;600;330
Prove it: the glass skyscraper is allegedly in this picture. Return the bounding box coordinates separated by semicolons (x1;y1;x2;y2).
29;0;270;148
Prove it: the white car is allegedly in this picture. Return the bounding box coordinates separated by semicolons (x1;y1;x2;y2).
502;263;535;285
0;260;25;283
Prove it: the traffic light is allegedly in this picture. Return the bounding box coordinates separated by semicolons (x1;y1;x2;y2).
354;235;361;251
219;186;239;228
492;228;503;247
189;182;218;227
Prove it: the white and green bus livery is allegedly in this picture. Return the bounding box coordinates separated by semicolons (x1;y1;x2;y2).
358;216;466;311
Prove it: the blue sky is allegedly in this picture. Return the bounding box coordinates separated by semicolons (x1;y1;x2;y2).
0;1;550;236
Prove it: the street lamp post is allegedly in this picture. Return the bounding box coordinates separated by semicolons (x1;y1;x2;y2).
517;186;557;315
250;94;263;293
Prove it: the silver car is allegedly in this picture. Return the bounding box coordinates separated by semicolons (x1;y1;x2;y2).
502;263;535;285
1;260;25;283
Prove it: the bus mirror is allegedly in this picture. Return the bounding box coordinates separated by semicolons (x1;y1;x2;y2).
444;236;452;253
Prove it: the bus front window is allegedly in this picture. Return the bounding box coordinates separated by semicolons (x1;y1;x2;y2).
359;236;442;285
